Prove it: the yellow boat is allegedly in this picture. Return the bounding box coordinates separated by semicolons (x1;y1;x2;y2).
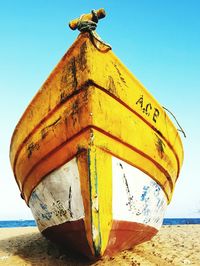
10;9;184;259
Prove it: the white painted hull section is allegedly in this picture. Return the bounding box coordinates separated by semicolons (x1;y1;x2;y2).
29;158;84;232
29;155;167;233
112;157;167;230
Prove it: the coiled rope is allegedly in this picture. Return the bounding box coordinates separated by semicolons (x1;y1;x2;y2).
77;10;112;52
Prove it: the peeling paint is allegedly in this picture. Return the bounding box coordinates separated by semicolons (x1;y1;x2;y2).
70;57;78;90
155;134;166;158
68;186;73;218
113;63;127;86
71;99;79;126
41;117;61;139
29;157;84;231
107;75;117;95
27;142;40;158
92;194;99;212
112;157;167;230
77;42;87;71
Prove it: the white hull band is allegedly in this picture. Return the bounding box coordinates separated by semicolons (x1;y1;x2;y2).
29;156;167;232
29;158;84;232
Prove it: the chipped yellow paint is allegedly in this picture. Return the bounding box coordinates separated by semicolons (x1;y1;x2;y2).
10;31;184;256
87;146;112;256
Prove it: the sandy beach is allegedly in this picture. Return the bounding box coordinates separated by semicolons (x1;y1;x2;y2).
0;225;199;266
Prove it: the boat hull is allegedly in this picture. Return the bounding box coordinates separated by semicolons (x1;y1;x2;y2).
29;152;167;258
10;32;183;258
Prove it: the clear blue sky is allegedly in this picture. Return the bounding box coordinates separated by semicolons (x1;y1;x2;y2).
0;0;199;219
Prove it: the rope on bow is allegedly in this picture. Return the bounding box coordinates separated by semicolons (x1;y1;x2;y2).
75;9;112;52
162;106;186;138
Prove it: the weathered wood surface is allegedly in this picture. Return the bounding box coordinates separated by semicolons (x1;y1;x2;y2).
10;32;184;258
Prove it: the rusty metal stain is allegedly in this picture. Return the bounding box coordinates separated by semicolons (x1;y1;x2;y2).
155;134;166;158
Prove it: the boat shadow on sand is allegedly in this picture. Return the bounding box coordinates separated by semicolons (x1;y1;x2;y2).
0;231;96;265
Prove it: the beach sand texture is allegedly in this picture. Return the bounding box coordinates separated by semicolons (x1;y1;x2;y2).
0;225;199;265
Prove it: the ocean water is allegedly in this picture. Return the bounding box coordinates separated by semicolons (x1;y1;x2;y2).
0;219;200;228
0;220;36;228
163;218;200;225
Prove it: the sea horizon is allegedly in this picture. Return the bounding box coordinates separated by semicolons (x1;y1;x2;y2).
0;218;200;228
